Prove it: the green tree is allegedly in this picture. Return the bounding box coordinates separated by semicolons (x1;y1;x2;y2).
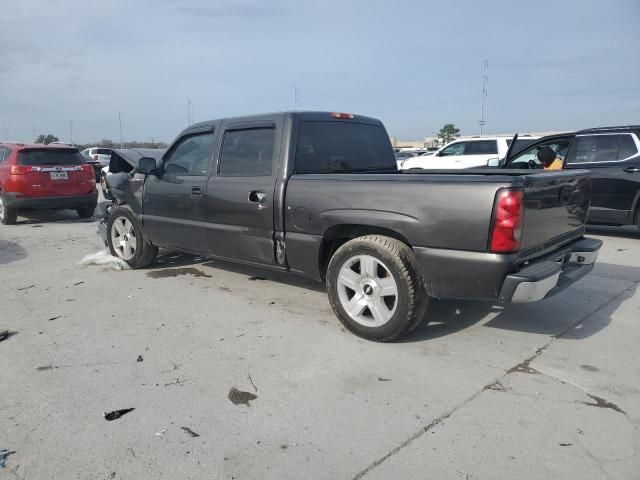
437;124;460;145
35;134;60;145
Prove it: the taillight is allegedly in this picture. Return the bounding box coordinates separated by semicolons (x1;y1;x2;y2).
10;165;31;175
330;112;354;119
489;188;524;253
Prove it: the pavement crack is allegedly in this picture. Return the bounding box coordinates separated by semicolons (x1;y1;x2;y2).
353;283;635;479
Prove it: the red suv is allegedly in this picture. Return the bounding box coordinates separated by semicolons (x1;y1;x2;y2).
0;143;98;225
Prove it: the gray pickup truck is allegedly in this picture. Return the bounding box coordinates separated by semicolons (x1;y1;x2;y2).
100;111;602;341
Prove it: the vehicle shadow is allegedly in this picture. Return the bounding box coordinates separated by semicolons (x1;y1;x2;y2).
16;210;96;225
586;224;639;239
402;262;639;343
0;239;27;265
148;251;326;292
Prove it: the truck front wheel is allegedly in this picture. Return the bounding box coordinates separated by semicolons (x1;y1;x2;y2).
326;235;428;342
107;206;158;268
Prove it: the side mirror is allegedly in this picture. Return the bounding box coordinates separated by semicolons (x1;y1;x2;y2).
137;157;159;175
487;158;500;167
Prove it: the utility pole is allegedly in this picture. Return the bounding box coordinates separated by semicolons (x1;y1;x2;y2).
69;119;74;144
294;86;301;111
118;111;124;149
187;99;194;126
32;125;36;141
479;58;488;136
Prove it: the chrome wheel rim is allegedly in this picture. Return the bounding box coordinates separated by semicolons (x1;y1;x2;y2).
0;196;5;221
337;255;398;327
111;217;136;260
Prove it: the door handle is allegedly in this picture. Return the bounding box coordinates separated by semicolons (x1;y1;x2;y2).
248;190;266;204
623;166;640;173
191;186;203;196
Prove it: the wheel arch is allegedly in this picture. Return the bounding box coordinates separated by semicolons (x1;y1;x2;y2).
318;224;412;281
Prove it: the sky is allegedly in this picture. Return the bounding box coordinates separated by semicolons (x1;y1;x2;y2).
1;0;639;144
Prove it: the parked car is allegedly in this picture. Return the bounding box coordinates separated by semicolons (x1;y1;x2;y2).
0;143;98;224
100;148;166;200
401;136;539;170
503;126;640;229
98;111;600;342
82;147;113;181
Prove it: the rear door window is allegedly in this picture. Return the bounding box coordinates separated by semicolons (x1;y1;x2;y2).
566;135;620;164
464;140;498;155
219;128;275;176
294;122;395;173
617;135;638;160
19;149;84;166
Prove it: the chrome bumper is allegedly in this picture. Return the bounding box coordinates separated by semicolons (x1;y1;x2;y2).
499;237;602;303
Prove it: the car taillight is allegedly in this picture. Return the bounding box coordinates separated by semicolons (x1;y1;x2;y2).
489;188;524;253
330;112;354;119
10;165;31;175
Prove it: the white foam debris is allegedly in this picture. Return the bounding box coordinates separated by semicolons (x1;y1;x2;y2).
78;250;130;271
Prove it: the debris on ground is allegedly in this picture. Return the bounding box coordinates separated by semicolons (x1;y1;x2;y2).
559;443;572;447
248;374;258;392
78;251;130;271
228;387;258;406
0;450;15;468
156;429;167;436
0;331;17;342
248;276;266;281
378;377;391;382
48;316;61;322
136;355;143;363
73;281;85;286
104;408;135;421
17;284;35;291
181;427;200;437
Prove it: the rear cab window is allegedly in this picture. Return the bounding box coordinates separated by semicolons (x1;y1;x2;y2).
19;148;84;166
295;121;396;173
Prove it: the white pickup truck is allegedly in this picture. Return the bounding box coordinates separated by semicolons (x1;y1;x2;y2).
401;136;539;170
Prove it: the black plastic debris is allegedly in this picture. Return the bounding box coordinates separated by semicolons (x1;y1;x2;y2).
104;408;135;421
0;331;17;342
0;450;15;468
181;427;200;437
17;284;35;291
48;316;61;322
228;387;257;406
378;377;391;382
136;355;143;363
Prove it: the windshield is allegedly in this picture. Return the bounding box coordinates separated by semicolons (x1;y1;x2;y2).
19;149;84;166
295;121;396;173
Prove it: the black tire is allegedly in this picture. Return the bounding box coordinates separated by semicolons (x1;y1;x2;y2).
0;193;18;225
76;204;96;218
326;235;429;342
106;206;158;268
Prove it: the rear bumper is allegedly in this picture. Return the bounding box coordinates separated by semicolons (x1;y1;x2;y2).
4;191;98;210
414;237;602;303
498;237;601;303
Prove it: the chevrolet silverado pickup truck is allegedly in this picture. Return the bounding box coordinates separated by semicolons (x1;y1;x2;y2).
99;111;602;341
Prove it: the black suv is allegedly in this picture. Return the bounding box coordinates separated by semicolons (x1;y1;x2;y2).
505;126;640;229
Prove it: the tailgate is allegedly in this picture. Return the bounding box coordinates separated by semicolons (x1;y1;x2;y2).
520;170;591;251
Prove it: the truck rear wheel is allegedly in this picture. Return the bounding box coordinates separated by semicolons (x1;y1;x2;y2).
107;206;158;268
326;235;428;342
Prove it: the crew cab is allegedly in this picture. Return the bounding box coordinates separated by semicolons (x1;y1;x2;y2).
401;135;539;170
99;111;601;341
0;143;98;224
